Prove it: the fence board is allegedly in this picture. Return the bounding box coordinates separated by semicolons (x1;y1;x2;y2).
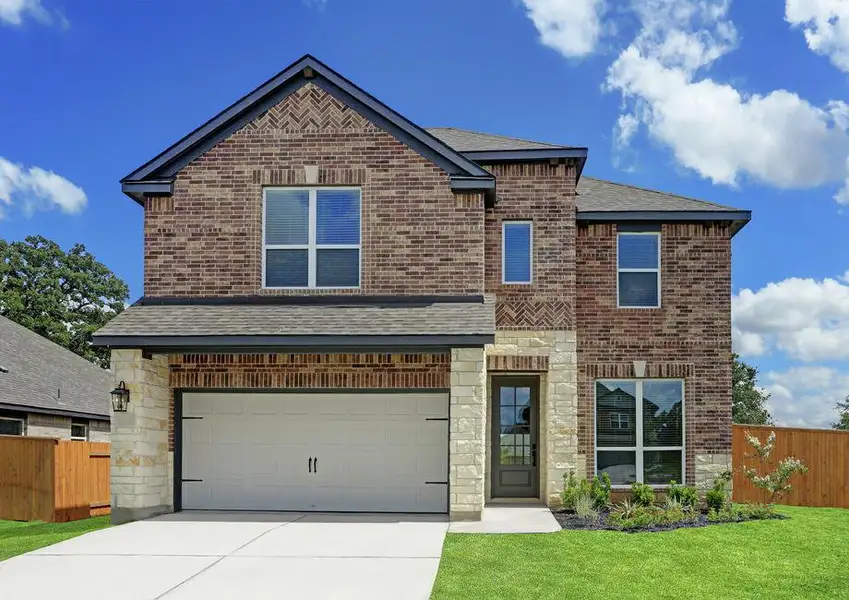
733;424;849;508
0;436;56;521
0;437;110;522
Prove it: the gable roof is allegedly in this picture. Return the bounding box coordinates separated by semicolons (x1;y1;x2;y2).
122;55;494;204
0;316;112;419
577;177;742;212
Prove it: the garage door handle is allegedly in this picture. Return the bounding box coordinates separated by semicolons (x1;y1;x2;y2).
308;457;313;473
314;457;318;473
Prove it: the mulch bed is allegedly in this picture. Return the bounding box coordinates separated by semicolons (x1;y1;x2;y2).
551;509;786;533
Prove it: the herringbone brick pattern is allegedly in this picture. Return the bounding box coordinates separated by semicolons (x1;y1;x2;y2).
495;300;572;330
244;83;373;132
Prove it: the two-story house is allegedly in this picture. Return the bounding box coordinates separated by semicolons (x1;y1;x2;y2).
94;55;750;524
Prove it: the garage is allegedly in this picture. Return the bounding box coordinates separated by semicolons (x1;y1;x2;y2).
179;391;449;513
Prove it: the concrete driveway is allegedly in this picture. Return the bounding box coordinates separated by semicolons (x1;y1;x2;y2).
0;512;448;599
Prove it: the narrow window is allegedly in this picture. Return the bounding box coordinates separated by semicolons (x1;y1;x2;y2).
595;380;684;486
617;232;660;307
263;187;361;289
502;221;533;284
70;419;88;441
0;417;24;436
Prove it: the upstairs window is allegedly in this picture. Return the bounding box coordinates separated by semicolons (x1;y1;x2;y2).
502;221;533;284
263;188;361;289
618;231;660;307
70;419;88;441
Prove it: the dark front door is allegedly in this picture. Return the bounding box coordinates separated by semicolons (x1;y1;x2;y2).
491;377;539;498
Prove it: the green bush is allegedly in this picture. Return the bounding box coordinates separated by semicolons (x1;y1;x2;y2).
562;471;612;511
608;503;697;531
667;480;699;509
574;492;600;522
631;482;655;507
705;472;731;512
708;503;778;523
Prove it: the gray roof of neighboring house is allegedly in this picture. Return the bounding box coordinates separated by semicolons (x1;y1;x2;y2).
426;127;573;152
577;177;743;213
0;316;112;419
92;297;496;349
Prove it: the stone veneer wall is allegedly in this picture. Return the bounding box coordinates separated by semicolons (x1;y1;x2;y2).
449;348;487;520
26;413;71;438
486;331;578;506
110;350;173;524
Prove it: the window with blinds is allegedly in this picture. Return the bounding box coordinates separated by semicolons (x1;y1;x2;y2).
502;221;533;284
617;232;660;307
263;188;361;288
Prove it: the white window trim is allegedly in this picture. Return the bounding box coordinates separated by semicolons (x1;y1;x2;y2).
594;379;685;488
616;231;661;308
70;419;88;441
502;220;533;285
262;186;362;290
0;416;25;436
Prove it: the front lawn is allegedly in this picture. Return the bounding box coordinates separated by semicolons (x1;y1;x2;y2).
432;507;849;599
0;517;110;561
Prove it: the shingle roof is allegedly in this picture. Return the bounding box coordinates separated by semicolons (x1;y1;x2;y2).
577;177;743;213
93;297;496;340
0;316;112;418
426;127;572;152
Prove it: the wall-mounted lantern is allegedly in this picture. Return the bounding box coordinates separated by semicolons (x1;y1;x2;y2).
110;381;130;412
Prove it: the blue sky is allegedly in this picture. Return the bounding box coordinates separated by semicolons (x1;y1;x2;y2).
1;0;848;426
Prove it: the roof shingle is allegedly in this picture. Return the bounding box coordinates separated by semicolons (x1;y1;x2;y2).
426;127;571;152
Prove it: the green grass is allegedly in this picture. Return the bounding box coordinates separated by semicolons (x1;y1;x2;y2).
432;507;849;599
0;517;110;561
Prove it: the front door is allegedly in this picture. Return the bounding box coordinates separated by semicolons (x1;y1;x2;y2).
491;377;539;498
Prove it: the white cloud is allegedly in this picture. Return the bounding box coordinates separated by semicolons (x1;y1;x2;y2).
0;0;63;26
604;0;849;204
732;275;849;362
520;0;606;58
0;157;87;218
763;366;849;428
786;0;849;73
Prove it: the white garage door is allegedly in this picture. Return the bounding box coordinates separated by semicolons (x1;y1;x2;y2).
180;391;448;513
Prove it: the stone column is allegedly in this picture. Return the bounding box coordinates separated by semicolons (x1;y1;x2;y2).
110;349;172;524
544;331;579;505
449;348;486;521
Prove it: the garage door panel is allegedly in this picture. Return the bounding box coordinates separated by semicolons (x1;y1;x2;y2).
181;391;448;513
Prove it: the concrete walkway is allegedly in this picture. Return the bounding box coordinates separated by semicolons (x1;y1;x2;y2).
449;503;560;533
0;512;448;599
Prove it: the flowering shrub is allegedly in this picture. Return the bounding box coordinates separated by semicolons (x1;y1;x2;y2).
741;430;809;503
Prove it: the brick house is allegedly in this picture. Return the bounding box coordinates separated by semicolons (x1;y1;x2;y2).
93;55;749;524
0;316;111;442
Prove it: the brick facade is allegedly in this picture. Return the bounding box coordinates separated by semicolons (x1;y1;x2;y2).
144;83;484;297
166;353;450;451
483;162;577;330
576;222;733;485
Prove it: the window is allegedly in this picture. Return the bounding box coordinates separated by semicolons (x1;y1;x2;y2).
609;412;630;430
263;187;361;289
618;232;660;307
502;221;533;284
0;417;24;436
70;419;88;441
595;380;684;486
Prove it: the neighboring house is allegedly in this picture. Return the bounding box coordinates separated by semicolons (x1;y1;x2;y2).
93;55;749;524
0;316;111;441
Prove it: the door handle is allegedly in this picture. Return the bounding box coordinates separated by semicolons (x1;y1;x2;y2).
531;443;537;467
308;457;313;473
314;456;318;474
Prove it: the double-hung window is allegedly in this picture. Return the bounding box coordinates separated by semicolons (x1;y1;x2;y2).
70;419;88;441
617;231;660;307
502;221;533;284
0;416;24;436
263;187;361;289
595;380;684;486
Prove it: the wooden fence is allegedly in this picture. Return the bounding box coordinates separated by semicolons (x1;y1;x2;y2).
0;436;110;522
732;424;849;508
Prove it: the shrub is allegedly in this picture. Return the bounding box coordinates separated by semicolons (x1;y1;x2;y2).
590;472;612;509
708;502;778;523
705;472;731;512
667;480;699;509
562;471;612;510
574;492;600;522
631;481;655;507
608;503;697;531
741;430;809;503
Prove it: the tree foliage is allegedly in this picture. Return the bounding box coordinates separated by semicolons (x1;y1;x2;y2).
732;353;773;425
741;430;808;503
833;396;849;431
0;235;129;368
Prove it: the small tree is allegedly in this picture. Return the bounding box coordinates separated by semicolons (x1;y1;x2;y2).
741;430;808;503
832;396;849;431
